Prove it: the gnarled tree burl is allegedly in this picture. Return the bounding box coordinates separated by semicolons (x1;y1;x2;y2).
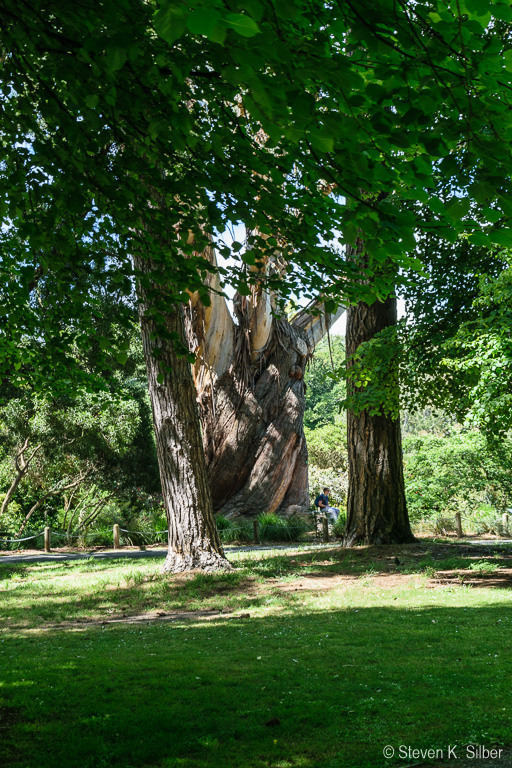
186;247;344;519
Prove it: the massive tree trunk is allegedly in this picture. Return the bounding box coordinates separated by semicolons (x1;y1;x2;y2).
134;255;230;572
344;295;415;545
187;249;344;518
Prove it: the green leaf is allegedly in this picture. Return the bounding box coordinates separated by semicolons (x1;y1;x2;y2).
154;4;187;45
469;232;492;246
238;0;264;22
308;131;334;154
489;229;512;247
428;197;446;216
208;23;227;44
465;0;491;15
274;0;299;19
116;351;128;365
471;181;495;205
85;94;99;109
498;196;512;218
224;13;260;37
186;9;222;36
445;197;470;222
105;47;127;72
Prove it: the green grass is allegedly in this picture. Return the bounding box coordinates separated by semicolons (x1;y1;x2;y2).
1;541;512;767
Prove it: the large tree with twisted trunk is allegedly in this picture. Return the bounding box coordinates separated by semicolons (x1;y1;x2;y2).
186;247;344;519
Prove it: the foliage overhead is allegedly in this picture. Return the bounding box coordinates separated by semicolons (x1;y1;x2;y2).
3;0;512;395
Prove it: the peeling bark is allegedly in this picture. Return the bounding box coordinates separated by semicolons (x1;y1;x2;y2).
189;282;345;518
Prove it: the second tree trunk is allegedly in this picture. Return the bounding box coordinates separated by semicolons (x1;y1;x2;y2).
344;296;415;546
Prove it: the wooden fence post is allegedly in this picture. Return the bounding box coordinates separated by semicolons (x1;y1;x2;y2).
322;517;329;543
455;512;463;538
253;519;260;545
44;527;51;553
502;513;509;536
113;524;120;549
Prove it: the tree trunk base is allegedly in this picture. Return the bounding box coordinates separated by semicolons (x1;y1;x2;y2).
162;547;232;573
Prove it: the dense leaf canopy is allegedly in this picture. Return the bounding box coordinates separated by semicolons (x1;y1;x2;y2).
2;0;512;394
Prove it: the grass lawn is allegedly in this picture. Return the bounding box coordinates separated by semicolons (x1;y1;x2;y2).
1;540;512;768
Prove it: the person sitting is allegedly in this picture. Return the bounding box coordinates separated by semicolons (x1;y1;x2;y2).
315;487;340;523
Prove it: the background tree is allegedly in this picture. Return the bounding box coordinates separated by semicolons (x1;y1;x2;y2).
399;226;506;424
0;389;140;535
303;337;346;430
0;297;161;538
402;264;512;437
344;293;414;545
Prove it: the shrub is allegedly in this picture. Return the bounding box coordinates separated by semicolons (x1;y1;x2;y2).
403;431;512;522
332;513;347;539
215;515;253;544
257;513;309;542
304;420;347;471
215;513;310;544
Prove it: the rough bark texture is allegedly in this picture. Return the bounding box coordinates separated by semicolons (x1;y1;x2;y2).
344;296;415;545
135;255;230;572
198;315;310;518
188;274;344;519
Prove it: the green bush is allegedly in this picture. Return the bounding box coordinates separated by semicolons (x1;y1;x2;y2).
215;515;232;532
0;526;47;551
215;515;253;543
332;513;347;539
0;494;24;536
304;420;347;471
257;513;309;542
403;431;512;522
215;513;310;544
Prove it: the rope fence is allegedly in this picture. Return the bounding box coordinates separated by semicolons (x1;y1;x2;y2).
0;518;326;551
0;512;509;553
0;532;45;544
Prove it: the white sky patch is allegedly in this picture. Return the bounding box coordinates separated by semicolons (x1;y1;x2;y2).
216;224;406;335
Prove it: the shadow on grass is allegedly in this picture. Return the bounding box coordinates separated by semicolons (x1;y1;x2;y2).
0;563;32;581
4;541;512;630
0;565;270;629
2;601;512;768
246;542;512;582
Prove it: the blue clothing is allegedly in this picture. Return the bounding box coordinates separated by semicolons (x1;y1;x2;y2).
317;494;340;522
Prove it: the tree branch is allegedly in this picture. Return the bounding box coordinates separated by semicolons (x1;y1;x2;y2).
0;440;42;520
16;468;94;536
292;300;346;348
